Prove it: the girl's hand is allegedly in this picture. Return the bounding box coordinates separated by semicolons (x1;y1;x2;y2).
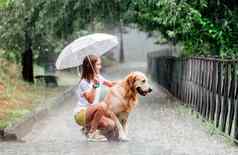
103;80;117;87
93;78;99;85
92;75;100;88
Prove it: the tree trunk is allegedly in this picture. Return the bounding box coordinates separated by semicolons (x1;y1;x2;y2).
22;21;34;83
119;20;124;63
22;48;34;83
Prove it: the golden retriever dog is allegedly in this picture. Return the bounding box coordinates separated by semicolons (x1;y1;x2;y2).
104;71;152;138
85;71;152;141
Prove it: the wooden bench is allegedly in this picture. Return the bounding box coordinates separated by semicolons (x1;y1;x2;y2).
34;75;58;87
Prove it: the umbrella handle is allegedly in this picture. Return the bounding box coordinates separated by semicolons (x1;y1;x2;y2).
87;55;97;75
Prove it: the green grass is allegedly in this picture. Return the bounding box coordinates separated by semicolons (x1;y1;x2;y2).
0;0;7;8
0;109;31;129
0;120;8;129
0;58;67;129
7;109;30;119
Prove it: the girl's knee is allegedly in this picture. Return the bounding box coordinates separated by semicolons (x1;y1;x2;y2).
105;119;115;128
99;117;114;128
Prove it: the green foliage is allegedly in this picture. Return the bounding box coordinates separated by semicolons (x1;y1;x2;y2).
130;0;238;57
1;0;236;60
0;0;90;64
0;50;21;63
0;0;7;8
0;0;25;53
0;0;132;63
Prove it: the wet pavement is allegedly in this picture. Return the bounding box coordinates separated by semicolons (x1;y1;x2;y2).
0;61;238;155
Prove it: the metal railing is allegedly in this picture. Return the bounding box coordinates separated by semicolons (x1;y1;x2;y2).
148;53;238;141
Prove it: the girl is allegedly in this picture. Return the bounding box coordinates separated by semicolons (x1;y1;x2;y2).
74;54;117;140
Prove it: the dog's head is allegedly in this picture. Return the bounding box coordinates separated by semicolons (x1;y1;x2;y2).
126;71;152;96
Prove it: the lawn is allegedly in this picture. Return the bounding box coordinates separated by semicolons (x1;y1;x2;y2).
0;58;63;129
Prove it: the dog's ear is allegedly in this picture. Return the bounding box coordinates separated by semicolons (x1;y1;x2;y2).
126;73;136;89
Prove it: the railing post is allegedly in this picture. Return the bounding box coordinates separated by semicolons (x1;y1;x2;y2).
201;59;207;119
211;60;218;123
228;63;236;136
234;62;238;140
195;58;200;117
220;62;229;132
147;54;238;142
190;58;196;112
206;60;212;121
216;61;222;128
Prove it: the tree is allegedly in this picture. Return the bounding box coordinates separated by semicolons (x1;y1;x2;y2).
130;0;238;57
85;0;132;62
0;0;96;82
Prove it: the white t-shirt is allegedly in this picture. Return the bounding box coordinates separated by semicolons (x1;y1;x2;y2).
74;75;106;115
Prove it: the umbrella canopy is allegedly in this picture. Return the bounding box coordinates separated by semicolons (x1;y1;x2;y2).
55;33;119;70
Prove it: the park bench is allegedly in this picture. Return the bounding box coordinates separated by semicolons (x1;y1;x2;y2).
34;75;58;87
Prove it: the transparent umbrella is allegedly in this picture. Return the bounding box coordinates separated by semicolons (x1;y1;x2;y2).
55;33;119;70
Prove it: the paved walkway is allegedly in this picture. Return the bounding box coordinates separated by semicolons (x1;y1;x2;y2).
0;61;238;155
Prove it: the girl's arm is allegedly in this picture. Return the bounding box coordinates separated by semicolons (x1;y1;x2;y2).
83;88;97;104
79;80;97;104
97;75;117;87
103;80;117;87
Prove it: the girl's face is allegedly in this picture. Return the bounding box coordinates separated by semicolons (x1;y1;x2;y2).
95;58;102;74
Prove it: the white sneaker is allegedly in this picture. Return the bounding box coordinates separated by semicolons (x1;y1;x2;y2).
87;130;107;142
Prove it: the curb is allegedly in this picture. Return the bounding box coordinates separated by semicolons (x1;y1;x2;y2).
0;86;75;142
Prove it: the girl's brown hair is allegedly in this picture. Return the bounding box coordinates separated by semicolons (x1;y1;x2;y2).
81;54;98;81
